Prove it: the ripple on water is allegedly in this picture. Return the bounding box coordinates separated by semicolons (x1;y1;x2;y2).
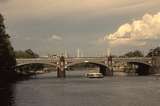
1;71;160;106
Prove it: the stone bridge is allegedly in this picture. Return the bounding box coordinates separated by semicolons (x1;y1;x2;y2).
15;56;160;77
16;57;152;66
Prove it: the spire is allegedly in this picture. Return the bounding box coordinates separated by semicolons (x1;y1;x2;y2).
107;48;111;57
64;49;68;58
77;48;80;58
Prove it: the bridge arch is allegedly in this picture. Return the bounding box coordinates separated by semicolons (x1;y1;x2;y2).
127;61;152;75
126;60;152;66
16;62;57;68
66;61;111;76
66;61;108;67
15;62;58;75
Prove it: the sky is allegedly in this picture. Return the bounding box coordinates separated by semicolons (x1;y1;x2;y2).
0;0;160;56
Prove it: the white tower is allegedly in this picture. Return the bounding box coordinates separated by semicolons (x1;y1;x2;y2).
64;50;68;58
77;48;80;58
107;48;111;57
81;50;84;57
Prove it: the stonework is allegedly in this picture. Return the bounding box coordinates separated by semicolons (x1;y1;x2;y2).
152;57;160;74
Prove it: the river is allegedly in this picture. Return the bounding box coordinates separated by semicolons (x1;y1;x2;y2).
0;70;160;106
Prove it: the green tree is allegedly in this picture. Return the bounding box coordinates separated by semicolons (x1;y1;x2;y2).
0;14;16;69
25;49;39;58
123;50;144;57
15;49;39;58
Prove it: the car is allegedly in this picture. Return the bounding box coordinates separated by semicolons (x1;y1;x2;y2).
85;72;104;78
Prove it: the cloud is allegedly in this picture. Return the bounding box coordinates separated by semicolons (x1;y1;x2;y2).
1;0;160;55
104;12;160;46
1;0;158;21
50;35;62;40
24;36;32;40
0;0;10;3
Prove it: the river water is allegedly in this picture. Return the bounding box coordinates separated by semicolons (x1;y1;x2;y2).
0;71;160;106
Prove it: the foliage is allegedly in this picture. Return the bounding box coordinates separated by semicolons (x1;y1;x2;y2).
15;49;39;58
146;47;160;57
0;14;16;69
123;50;144;57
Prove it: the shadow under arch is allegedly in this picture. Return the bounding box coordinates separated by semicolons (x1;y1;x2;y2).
128;62;152;76
66;61;111;76
15;62;57;75
16;62;57;68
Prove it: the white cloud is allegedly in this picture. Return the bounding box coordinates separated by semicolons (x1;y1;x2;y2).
24;36;32;40
51;35;62;40
104;12;160;46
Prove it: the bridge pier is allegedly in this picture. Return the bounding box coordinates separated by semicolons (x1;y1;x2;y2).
106;56;113;76
99;66;113;76
57;56;66;78
152;57;160;74
57;67;65;78
99;66;107;76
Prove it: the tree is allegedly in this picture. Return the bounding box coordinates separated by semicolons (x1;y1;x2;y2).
15;49;39;58
123;50;144;57
0;14;16;69
146;47;160;57
25;49;39;58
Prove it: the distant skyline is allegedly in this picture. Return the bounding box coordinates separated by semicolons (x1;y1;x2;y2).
0;0;160;56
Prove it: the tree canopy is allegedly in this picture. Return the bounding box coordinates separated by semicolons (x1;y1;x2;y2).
123;50;144;57
15;49;39;58
0;14;16;69
146;47;160;57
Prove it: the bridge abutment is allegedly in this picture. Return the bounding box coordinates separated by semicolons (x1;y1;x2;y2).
99;66;107;76
99;66;113;76
152;57;160;74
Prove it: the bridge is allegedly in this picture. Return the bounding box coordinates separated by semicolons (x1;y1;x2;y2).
16;56;160;77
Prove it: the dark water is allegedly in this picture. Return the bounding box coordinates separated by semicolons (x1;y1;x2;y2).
1;71;160;106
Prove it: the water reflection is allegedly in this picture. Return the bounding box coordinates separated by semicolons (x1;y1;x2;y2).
0;71;160;106
0;83;15;106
